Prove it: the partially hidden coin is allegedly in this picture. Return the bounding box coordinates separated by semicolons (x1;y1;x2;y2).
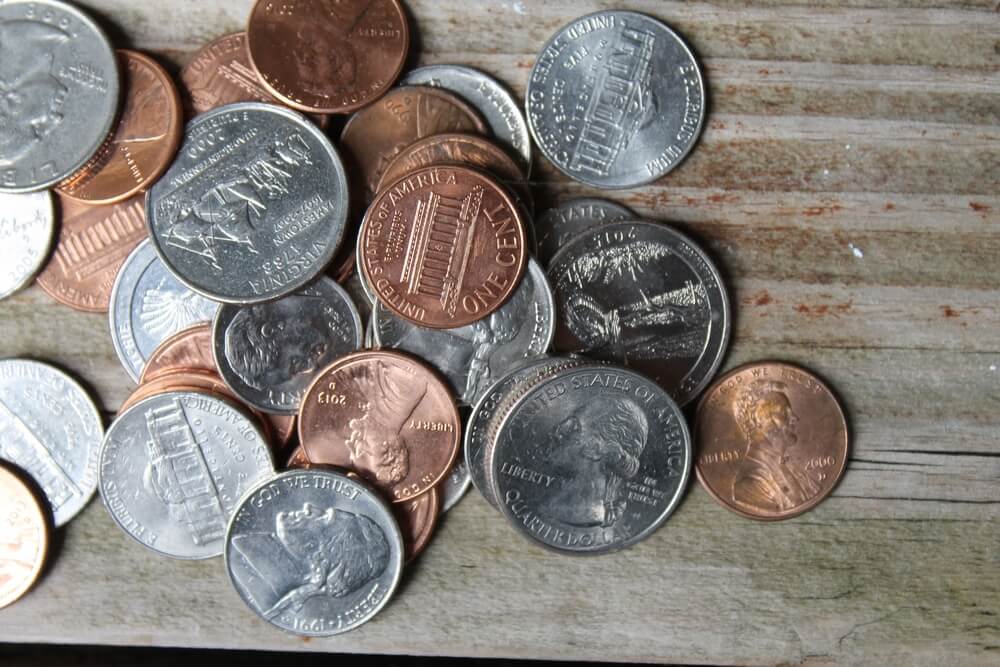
0;359;103;527
535;198;633;266
225;468;404;635
139;322;217;385
439;456;471;513
99;390;275;559
285;444;309;469
694;362;849;521
0;463;49;609
394;485;438;561
0;190;55;301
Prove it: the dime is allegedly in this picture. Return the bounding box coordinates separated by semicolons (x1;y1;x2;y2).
213;277;364;415
526;11;705;189
535;198;632;266
0;464;48;609
360;165;528;329
394;486;438;561
225;468;404;636
110;239;218;383
298;350;460;503
548;220;730;406
0;359;103;527
694;362;849;521
56;50;183;204
36;194;146;313
139;323;217;384
146;102;350;304
0;190;54;300
439;456;471;513
99;390;275;559
491;365;691;554
0;0;120;193
372;258;554;404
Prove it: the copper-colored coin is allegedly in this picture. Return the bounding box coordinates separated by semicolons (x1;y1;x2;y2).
139;323;216;384
340;86;489;202
394;486;438;562
35;194;147;313
286;444;310;469
246;0;409;115
57;50;183;205
298;350;460;502
360;165;528;328
695;362;849;521
121;370;232;413
0;464;49;610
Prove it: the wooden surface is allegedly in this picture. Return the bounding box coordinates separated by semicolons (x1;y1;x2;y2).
1;1;998;665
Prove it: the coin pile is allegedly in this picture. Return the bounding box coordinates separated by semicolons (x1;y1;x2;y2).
0;0;850;637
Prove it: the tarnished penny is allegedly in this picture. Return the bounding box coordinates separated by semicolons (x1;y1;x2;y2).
360;165;528;329
57;50;183;204
394;486;438;562
0;464;48;609
139;323;216;384
35;194;147;313
695;362;849;521
246;0;409;115
298;350;460;503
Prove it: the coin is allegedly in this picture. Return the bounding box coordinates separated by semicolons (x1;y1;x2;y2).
225;468;404;636
298;350;460;503
139;323;217;384
548;220;730;406
285;445;309;469
99;390;275;559
0;359;103;527
695;362;849;521
146;102;350;304
0;463;48;609
246;0;409;115
35;194;147;313
535;198;632;266
360;165;528;329
394;486;438;561
56;50;183;204
0;190;55;301
526;11;705;189
490;365;691;554
401;65;531;174
439;456;470;513
110;239;218;383
371;257;554;404
0;0;120;193
213;276;364;415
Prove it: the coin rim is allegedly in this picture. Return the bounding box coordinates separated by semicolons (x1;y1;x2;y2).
0;464;50;609
0;190;55;300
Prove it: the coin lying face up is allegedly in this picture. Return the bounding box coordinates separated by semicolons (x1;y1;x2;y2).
0;464;49;610
534;198;633;267
0;190;55;301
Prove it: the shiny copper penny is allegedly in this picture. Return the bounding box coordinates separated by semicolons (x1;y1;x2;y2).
695;362;849;521
35;194;147;313
286;445;310;469
0;464;49;610
57;50;183;205
246;0;409;115
394;486;438;562
340;86;489;202
360;165;528;328
139;323;216;384
298;350;460;502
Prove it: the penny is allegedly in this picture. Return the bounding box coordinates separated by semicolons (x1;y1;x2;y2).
120;370;238;414
35;194;147;313
394;486;438;561
146;102;350;304
285;445;309;469
490;365;691;554
213;276;363;415
139;322;217;384
109;239;218;383
694;362;849;521
0;359;103;527
0;464;48;609
526;11;705;189
371;258;554;404
225;468;404;636
0;190;55;301
99;390;275;559
439;456;471;513
548;220;730;406
535;198;633;266
360;165;528;329
340;86;489;203
56;50;183;204
298;350;460;503
0;0;120;193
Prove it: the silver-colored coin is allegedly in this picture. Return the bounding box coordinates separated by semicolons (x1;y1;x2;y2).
535;198;632;266
342;271;372;324
401;65;532;174
110;239;218;383
146;102;349;304
363;316;375;349
491;365;691;554
0;190;54;299
0;359;103;526
0;0;120;193
225;468;404;636
548;220;730;406
372;258;555;405
440;456;471;513
526;11;705;189
213;276;363;415
99;391;275;559
354;229;376;304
